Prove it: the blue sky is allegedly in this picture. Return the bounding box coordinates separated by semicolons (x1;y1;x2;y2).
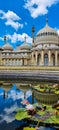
0;0;59;49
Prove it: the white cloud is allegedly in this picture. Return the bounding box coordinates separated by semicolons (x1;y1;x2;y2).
8;90;17;101
26;90;32;99
0;103;18;123
8;90;24;100
0;10;20;20
7;32;32;43
16;91;24;100
0;37;4;41
4;103;18;114
0;10;23;30
24;0;59;18
0;114;15;124
5;19;23;30
4;10;20;21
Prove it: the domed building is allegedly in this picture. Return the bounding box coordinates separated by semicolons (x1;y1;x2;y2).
0;17;59;66
31;17;59;66
0;36;31;66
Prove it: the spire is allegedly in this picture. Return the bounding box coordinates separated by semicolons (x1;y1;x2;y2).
46;15;48;26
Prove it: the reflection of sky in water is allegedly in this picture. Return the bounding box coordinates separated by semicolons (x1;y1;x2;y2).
0;83;56;130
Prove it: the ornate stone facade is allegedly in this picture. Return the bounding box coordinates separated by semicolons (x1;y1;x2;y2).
0;18;59;66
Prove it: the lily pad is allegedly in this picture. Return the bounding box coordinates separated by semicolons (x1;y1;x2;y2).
16;107;26;112
15;111;31;121
23;127;36;130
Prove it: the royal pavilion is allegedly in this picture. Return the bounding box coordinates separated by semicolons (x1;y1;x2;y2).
0;17;59;67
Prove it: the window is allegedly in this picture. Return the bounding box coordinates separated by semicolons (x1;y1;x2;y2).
44;54;48;66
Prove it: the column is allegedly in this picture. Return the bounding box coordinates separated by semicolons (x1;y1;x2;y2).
24;59;27;65
36;51;38;65
0;58;1;65
41;50;44;66
55;50;58;66
20;59;22;66
4;59;5;65
11;59;12;66
31;52;34;65
48;50;51;66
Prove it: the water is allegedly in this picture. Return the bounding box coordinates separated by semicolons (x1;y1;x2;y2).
0;82;56;130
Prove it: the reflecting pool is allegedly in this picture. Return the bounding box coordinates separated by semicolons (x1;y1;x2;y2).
0;82;57;130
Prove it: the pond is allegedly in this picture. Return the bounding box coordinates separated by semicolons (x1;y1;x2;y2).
0;81;58;130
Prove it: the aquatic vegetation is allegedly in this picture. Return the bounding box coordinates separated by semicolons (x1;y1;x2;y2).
15;111;31;120
23;127;36;130
15;102;59;126
33;83;59;94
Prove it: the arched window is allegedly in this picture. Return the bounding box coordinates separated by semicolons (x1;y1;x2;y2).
44;54;48;66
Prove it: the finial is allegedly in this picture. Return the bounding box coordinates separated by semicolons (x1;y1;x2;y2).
46;15;48;25
24;36;26;42
4;36;7;44
4;36;6;41
24;36;27;43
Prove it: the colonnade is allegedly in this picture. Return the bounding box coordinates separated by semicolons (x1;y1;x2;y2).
0;58;28;66
32;50;59;66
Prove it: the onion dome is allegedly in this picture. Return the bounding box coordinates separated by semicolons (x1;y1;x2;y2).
2;36;13;51
35;17;59;45
2;43;13;51
19;36;31;50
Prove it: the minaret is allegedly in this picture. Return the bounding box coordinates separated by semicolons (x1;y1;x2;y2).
32;26;35;44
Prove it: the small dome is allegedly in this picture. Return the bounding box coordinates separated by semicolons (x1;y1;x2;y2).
35;17;58;45
2;42;13;51
20;42;31;50
18;37;31;50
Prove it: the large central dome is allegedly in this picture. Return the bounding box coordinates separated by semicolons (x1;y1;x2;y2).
35;17;59;45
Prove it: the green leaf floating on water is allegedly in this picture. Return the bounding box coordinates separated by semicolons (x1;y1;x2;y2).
16;107;26;112
23;127;36;130
50;116;59;124
15;111;31;120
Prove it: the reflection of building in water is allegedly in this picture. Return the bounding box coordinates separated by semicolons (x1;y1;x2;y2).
1;83;13;98
0;17;59;66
